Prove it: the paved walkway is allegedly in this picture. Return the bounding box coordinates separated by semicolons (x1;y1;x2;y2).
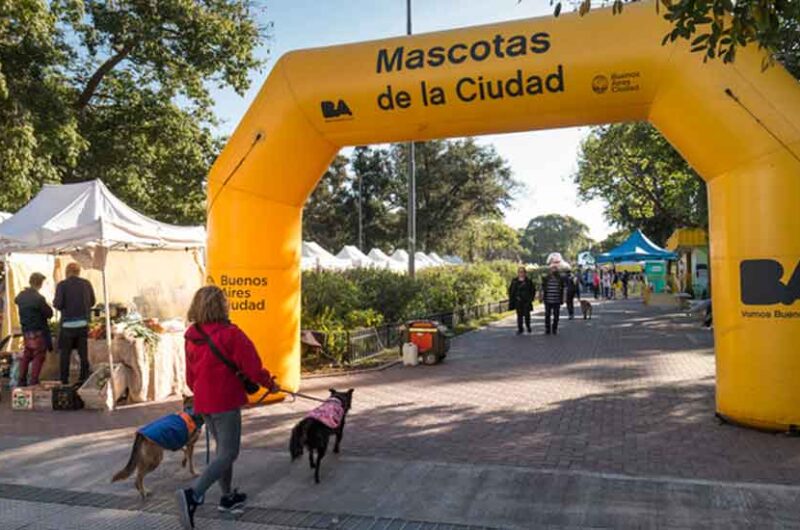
2;300;800;528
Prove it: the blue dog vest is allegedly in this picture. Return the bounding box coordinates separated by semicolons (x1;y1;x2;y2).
138;412;198;451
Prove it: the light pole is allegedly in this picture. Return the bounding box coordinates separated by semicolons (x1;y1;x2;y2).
406;0;416;278
358;170;363;251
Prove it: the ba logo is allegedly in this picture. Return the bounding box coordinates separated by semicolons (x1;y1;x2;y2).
321;99;353;120
592;75;609;94
740;259;800;305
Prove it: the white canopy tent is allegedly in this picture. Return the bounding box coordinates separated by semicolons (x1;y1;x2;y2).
0;180;204;252
414;252;436;269
366;248;406;272
390;249;409;263
0;180;206;409
299;244;461;273
443;255;465;265
301;241;349;270
427;252;448;266
336;245;375;268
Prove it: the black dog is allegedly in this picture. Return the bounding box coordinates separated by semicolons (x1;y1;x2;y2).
289;388;353;483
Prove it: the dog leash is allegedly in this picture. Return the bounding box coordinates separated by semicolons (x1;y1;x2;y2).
278;387;327;403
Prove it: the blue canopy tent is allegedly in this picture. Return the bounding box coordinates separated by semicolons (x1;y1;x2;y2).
595;230;677;263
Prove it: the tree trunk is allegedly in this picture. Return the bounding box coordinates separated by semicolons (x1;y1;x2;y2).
76;43;135;111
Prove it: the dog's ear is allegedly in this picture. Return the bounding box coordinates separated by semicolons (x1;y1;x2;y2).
347;389;354;395
329;388;336;395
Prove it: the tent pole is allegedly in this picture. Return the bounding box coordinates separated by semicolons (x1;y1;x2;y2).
4;254;11;351
101;266;115;411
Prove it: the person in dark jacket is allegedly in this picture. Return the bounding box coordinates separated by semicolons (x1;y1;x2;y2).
565;271;581;320
622;271;630;299
176;285;278;530
14;272;53;386
542;265;565;335
508;267;535;335
53;262;96;384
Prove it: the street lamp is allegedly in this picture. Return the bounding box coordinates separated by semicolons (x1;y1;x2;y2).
358;169;363;251
406;0;416;278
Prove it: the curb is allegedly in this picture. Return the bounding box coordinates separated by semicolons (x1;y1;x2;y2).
302;359;402;379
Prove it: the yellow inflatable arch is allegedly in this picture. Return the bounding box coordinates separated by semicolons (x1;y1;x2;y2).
207;2;800;430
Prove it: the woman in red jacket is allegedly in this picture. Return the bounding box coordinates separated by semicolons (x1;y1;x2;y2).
176;286;277;530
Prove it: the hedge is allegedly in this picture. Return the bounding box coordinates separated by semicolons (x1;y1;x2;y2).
301;260;538;332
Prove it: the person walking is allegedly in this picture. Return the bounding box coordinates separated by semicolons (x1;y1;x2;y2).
542;265;564;335
14;272;53;387
565;271;581;320
53;263;96;384
176;285;279;530
592;270;600;300
622;271;630;299
508;267;535;335
602;271;612;300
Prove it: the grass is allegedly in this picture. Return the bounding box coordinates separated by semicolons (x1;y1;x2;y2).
301;309;518;376
453;310;515;335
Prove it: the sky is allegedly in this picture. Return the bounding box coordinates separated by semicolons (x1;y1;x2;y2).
210;0;615;241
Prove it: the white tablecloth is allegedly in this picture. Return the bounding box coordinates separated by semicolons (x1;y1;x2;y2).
87;332;189;402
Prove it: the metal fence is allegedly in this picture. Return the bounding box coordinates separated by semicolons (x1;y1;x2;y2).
323;299;510;365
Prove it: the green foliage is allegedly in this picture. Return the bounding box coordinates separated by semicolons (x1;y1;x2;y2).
574;122;707;245
443;219;523;263
0;1;265;222
303;139;519;256
301;306;349;364
301;263;512;333
303;155;355;250
520;214;593;265
547;0;800;75
484;260;524;283
301;270;360;327
595;230;630;254
344;309;384;330
397;139;519;253
341;268;418;324
351;146;403;251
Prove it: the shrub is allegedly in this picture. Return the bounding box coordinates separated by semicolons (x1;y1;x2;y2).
414;267;460;314
302;261;514;331
342;268;419;323
344;308;384;329
301;270;360;327
485;260;521;283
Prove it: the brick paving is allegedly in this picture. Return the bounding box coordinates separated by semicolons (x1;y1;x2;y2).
3;299;800;486
242;300;800;485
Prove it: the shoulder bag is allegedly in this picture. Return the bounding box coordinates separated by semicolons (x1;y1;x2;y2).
195;324;260;395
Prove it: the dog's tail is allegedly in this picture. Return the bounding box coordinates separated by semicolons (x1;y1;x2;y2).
112;433;144;482
289;420;306;461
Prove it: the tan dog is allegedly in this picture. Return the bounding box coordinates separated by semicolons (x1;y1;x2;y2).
580;300;593;320
112;397;203;499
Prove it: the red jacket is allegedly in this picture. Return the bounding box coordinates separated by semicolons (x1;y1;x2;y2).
185;322;273;415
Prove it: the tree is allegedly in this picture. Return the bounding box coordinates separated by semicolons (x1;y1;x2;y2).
0;0;83;211
303;155;354;251
548;0;800;71
443;219;523;263
595;230;629;254
574;122;707;245
520;214;593;265
350;146;403;251
0;1;265;223
394;139;519;253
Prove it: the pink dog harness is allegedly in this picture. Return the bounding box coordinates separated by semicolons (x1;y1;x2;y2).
306;398;344;429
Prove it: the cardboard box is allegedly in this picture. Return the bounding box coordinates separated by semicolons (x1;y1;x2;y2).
32;387;53;411
11;387;34;411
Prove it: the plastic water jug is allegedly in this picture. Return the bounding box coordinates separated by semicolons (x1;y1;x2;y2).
402;343;419;366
